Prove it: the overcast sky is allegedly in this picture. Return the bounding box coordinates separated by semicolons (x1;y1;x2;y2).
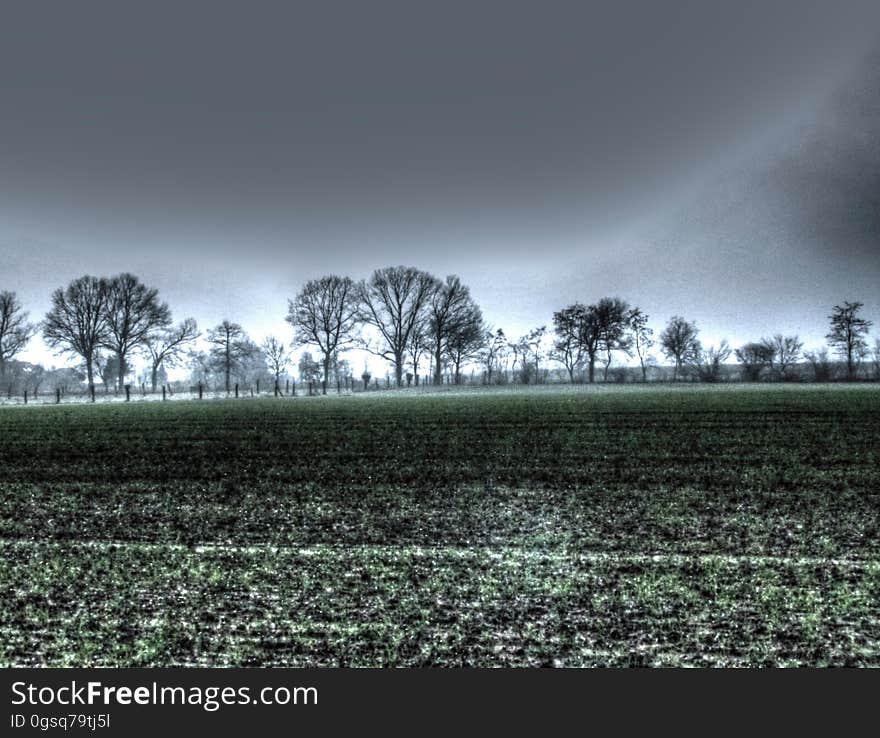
2;1;879;373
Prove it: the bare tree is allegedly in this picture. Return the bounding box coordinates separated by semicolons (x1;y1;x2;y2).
596;298;632;382
287;275;359;394
0;291;36;380
554;299;628;384
445;316;486;384
479;328;508;384
826;301;872;380
145;318;199;392
408;321;429;385
43;276;111;397
207;320;252;393
101;273;172;392
513;326;547;384
551;307;586;382
761;334;803;380
553;303;601;383
735;342;774;381
357;266;440;386
426;275;480;386
694;340;731;383
262;336;290;385
627;307;654;382
659;315;701;381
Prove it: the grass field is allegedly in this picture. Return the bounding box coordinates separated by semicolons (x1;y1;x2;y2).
1;384;879;666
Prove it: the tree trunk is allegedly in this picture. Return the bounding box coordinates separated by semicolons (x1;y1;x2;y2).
433;342;443;385
395;352;404;386
151;362;159;393
323;355;330;395
588;357;595;383
117;351;126;393
86;357;96;399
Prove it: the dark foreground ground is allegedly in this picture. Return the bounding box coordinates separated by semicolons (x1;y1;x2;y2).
1;384;878;666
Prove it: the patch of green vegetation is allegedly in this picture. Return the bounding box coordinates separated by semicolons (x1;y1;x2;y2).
1;386;878;666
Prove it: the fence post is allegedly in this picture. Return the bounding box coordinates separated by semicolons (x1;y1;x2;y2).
162;386;166;401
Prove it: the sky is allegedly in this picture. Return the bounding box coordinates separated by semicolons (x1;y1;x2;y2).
2;1;879;376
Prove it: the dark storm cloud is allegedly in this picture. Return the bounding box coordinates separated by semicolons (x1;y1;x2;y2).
631;45;880;346
2;1;878;240
773;54;880;266
1;0;880;361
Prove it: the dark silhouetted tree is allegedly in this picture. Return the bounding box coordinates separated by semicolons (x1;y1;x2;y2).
407;321;429;385
627;307;654;382
826;301;872;380
659;315;701;381
262;336;290;385
551;307;586;382
0;290;36;381
426;275;481;385
553;303;601;383
554;299;629;384
357;266;440;386
102;273;171;391
513;326;547;384
694;340;731;383
145;318;199;392
43;276;111;396
479;328;508;384
207;320;252;393
735;341;775;381
595;298;632;381
445;315;485;384
762;334;802;380
288;276;359;394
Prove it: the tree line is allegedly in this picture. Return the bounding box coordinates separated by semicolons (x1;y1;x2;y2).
0;268;877;401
